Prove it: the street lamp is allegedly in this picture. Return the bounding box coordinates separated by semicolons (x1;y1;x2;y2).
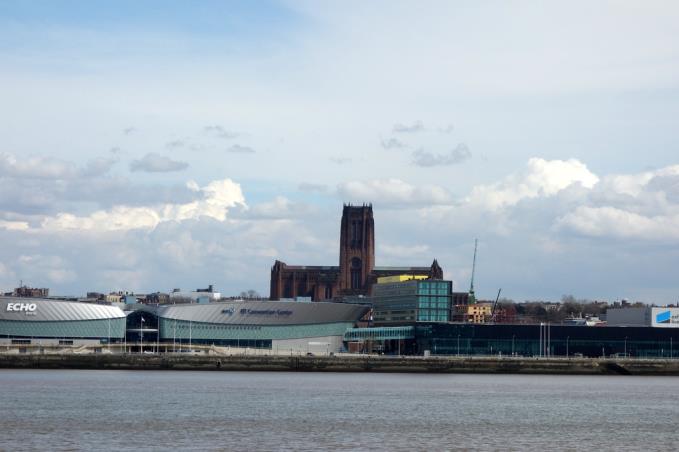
566;336;569;358
512;335;515;356
457;334;461;357
624;337;628;358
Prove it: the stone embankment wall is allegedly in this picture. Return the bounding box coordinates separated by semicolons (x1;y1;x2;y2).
2;354;679;375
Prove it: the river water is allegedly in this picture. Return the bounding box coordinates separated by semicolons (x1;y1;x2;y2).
1;370;677;451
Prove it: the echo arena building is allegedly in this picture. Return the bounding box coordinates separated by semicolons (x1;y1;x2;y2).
1;297;370;353
0;297;126;346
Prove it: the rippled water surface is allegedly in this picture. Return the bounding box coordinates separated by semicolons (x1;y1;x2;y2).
1;369;678;451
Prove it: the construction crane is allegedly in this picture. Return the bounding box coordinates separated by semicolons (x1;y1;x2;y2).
491;288;502;323
469;239;478;304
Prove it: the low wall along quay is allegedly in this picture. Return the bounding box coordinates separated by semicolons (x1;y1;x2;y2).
2;353;679;375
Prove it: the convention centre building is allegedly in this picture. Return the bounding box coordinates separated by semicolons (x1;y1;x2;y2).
0;297;370;353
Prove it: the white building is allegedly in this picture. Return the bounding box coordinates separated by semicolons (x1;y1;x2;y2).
169;285;221;303
607;307;679;328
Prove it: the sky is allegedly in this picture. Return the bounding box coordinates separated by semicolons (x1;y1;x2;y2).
1;1;679;303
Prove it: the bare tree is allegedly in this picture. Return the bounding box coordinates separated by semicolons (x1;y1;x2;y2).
239;289;261;299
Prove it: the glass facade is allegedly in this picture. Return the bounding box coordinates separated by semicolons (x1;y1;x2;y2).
344;326;415;341
415;323;679;358
372;280;452;325
342;323;679;358
0;318;126;339
158;317;355;348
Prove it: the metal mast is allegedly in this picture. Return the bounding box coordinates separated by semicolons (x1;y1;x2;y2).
491;288;502;322
469;239;478;304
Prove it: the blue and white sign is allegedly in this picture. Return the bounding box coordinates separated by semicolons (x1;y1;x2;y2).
652;307;679;328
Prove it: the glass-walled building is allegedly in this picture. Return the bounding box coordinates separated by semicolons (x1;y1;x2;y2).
371;279;452;325
415;323;679;358
342;322;679;358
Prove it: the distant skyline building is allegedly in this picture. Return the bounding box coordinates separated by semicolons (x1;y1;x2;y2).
8;285;49;298
269;204;443;301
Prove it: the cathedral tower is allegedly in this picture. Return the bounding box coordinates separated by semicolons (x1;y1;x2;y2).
338;204;375;295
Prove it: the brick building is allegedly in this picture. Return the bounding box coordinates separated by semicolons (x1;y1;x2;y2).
269;204;443;301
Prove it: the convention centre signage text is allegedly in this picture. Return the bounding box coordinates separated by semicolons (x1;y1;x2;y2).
240;308;293;316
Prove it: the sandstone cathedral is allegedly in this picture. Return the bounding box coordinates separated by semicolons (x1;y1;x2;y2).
270;204;443;301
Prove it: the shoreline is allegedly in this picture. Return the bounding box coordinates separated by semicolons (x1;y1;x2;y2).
2;353;679;375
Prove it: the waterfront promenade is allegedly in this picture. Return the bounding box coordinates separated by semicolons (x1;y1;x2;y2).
2;348;679;375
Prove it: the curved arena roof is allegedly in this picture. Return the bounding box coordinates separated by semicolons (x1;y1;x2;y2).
157;301;369;326
0;298;125;322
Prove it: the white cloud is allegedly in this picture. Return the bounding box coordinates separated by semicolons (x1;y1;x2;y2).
337;178;453;206
16;255;77;285
380;243;430;258
40;178;245;232
298;183;328;193
412;143;471;167
165;140;185;149
47;268;77;284
129;153;189;173
246;196;311;219
0;152;117;180
3;156;679;301
392;121;424;133
553;165;679;241
338;159;679;245
226;144;255;154
555;206;679;240
82;156;119;177
0;262;15;280
204;125;239;139
0;220;29;231
380;137;407;150
467;158;599;211
186;180;200;192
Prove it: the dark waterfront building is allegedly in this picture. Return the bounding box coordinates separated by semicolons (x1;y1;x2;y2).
269;204;443;301
344;322;679;358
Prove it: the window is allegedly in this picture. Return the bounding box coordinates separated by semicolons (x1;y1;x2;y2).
351;220;363;244
351;257;362;289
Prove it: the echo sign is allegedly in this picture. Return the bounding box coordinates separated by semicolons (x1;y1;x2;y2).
6;303;37;313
